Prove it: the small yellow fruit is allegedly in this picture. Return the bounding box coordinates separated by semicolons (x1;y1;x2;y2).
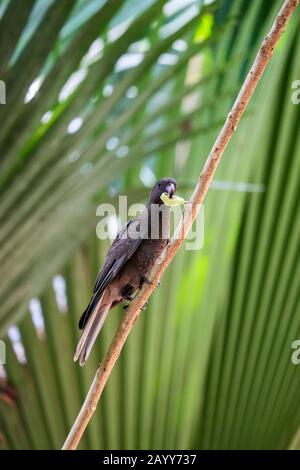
160;193;186;207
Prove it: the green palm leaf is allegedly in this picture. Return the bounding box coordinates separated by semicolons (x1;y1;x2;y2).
0;0;299;450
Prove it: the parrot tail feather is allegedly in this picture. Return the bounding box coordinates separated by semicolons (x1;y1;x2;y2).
74;298;111;366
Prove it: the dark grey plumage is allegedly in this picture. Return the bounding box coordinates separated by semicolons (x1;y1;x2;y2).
74;178;177;365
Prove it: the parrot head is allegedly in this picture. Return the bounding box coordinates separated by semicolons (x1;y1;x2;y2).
150;177;177;204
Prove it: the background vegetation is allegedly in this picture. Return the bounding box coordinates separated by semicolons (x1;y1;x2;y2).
0;0;300;450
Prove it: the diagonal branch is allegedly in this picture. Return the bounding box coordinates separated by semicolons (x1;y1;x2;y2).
62;0;299;450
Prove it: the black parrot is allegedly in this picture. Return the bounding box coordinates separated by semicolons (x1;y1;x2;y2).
74;177;177;366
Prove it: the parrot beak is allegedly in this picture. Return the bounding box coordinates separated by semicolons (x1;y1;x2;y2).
164;183;176;199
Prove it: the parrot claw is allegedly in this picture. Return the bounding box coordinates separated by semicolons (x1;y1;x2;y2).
124;301;148;311
140;301;149;311
140;277;160;289
140;276;152;288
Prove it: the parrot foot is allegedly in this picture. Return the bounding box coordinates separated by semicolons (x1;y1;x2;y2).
123;294;133;301
123;301;148;311
140;277;160;289
140;301;149;311
140;276;152;288
121;284;135;302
